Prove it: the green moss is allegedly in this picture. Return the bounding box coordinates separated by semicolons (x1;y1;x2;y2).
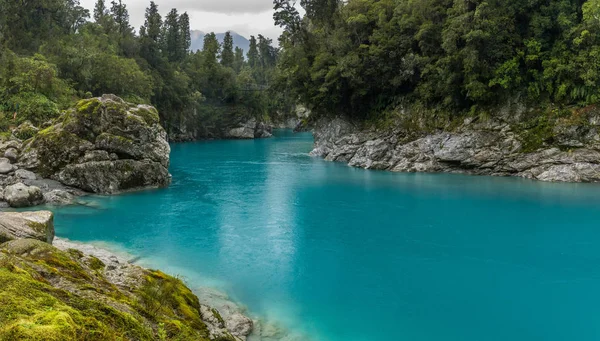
86;256;105;271
131;106;160;125
31;129;89;176
0;132;11;141
0;267;151;341
66;249;84;259
26;221;48;235
211;308;225;326
75;99;101;117
0;241;213;341
137;270;210;339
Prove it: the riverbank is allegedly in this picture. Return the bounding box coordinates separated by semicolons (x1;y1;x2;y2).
52;237;302;341
310;105;600;182
53;237;257;340
0;210;255;340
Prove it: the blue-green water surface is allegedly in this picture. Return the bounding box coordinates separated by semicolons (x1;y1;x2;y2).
49;130;600;340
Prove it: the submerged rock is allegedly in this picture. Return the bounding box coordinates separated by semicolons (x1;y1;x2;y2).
0;211;54;243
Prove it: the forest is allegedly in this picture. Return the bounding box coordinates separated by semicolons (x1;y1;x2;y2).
0;0;284;137
274;0;600;121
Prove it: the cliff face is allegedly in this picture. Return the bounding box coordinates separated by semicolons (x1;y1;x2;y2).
311;106;600;182
0;211;253;341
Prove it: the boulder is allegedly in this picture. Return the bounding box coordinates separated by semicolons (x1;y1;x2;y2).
15;169;37;180
23;95;171;194
4;183;44;208
0;211;54;243
0;158;15;174
4;147;18;162
309;108;600;183
43;189;75;206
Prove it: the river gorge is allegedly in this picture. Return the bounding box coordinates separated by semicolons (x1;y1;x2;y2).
32;129;600;341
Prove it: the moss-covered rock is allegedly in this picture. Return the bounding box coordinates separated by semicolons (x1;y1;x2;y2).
20;95;171;194
12;121;39;141
0;239;221;341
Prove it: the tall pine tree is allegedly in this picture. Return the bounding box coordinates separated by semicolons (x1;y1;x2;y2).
163;8;180;62
221;31;234;68
178;12;191;61
247;35;258;69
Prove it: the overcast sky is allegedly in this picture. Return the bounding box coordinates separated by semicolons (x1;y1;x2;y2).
80;0;283;40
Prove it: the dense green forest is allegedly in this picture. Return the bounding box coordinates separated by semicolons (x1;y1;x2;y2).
274;0;600;121
0;0;285;137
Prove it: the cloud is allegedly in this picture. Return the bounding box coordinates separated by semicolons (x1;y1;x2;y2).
167;0;274;14
80;0;281;40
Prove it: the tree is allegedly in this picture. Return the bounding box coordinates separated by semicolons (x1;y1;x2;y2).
221;32;235;68
233;47;245;73
178;12;191;60
247;36;258;68
139;1;163;67
94;0;108;23
163;9;180;62
202;33;220;69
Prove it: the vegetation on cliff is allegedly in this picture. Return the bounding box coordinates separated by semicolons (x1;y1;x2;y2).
274;0;600;121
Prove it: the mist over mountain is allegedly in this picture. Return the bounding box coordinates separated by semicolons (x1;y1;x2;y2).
190;30;251;54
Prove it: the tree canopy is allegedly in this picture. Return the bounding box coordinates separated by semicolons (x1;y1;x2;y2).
275;0;600;120
0;0;283;136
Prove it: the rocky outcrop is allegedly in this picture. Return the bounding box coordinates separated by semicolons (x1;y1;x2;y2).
273;104;312;131
311;106;600;182
225;118;273;139
18;95;171;194
0;211;54;243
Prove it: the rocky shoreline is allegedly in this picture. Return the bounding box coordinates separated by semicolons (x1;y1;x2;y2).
310;105;600;183
0;210;255;340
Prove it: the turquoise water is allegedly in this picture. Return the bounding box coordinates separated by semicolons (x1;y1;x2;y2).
48;130;600;340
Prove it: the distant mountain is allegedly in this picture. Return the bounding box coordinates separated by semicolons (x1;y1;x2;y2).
190;30;251;55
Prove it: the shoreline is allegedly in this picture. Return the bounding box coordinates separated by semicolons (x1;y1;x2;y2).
52;237;301;341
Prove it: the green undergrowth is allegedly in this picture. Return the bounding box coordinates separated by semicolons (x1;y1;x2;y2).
0;239;215;341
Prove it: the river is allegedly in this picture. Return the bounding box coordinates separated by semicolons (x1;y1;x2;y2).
47;129;600;340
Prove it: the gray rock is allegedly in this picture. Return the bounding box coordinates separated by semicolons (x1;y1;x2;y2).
3;183;44;208
310;111;600;183
227;119;257;139
0;210;54;243
43;189;75;206
56;159;171;194
254;122;273;138
15;169;37;180
4;148;18;162
0;158;15;174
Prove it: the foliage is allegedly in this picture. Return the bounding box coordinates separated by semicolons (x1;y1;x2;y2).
275;0;600;120
0;0;284;137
